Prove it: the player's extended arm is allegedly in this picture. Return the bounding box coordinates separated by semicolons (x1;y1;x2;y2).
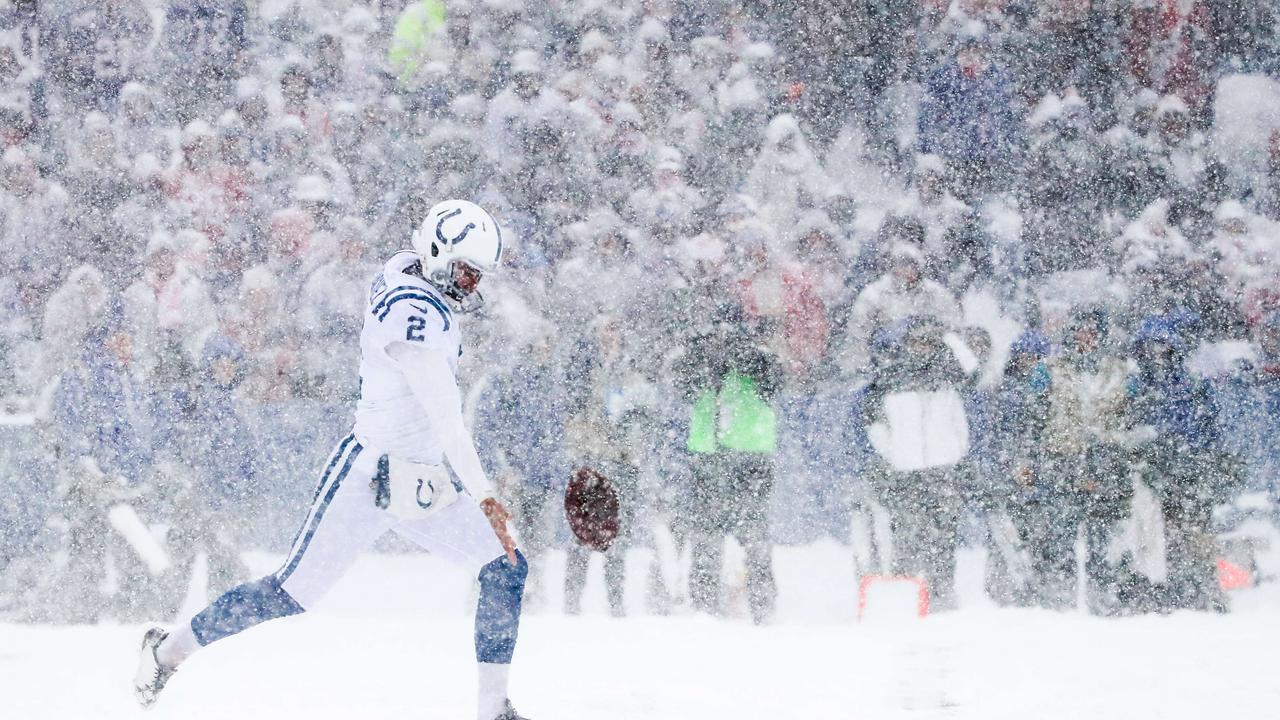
388;342;517;562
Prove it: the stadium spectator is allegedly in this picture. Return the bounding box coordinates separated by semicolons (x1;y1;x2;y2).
676;301;781;624
862;316;973;610
0;0;1272;625
562;315;658;616
1128;313;1235;612
918;30;1022;198
1040;307;1133;613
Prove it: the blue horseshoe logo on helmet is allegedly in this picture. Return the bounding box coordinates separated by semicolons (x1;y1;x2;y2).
436;208;476;246
416;478;435;509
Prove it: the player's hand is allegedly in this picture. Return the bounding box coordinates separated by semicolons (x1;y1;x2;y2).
480;497;518;565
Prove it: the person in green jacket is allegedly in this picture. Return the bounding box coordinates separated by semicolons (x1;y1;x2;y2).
675;302;782;624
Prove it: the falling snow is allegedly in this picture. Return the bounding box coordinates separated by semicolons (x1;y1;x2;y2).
1;1;1280;718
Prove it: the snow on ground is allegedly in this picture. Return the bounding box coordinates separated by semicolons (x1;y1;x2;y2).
4;543;1279;720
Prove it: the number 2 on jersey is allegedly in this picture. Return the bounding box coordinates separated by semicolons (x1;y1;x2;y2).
406;315;427;342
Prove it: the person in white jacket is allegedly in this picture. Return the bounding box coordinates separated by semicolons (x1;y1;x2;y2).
135;200;533;720
841;243;962;377
862;316;972;610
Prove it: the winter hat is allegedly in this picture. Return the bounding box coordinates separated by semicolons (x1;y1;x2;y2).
654;145;683;172
510;49;543;76
217;109;244;135
145;231;180;258
1214;200;1249;223
721;64;762;109
181;119;216;149
555;70;586;98
593;54;627;84
765;113;802;146
690;36;727;64
1009;330;1050;359
130;153;163;184
234;76;264;100
1132;311;1196;351
65;265;108;312
636;17;669;45
1029;94;1064;128
794;209;837;243
914;153;946;175
1156;94;1189;117
579;29;613;56
1061;92;1089;122
201;332;246;368
81;110;110;131
742;40;778;63
330;100;360;125
889;242;925;266
119;81;149;104
954;21;990;51
1134;88;1160;110
717;193;759;222
272;115;307;141
731;219;773;252
240;265;277;295
588;206;624;236
294;174;332;203
452;94;486;125
680;233;726;264
175;229;211;261
611;101;643;127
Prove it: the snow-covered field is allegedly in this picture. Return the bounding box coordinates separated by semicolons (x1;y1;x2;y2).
4;543;1278;720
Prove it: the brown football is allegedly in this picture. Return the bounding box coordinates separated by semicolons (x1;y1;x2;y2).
564;466;620;552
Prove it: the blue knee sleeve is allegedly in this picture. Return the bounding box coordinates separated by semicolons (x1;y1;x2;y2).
475;550;528;664
191;575;305;646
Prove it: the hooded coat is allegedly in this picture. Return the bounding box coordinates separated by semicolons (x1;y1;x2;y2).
742;114;831;229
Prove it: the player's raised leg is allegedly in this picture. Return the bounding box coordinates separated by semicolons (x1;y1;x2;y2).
394;497;530;720
135;436;393;707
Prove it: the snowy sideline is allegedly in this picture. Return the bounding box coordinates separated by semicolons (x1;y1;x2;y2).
4;543;1279;720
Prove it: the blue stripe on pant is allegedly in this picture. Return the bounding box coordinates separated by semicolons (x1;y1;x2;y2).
277;438;363;583
190;435;361;647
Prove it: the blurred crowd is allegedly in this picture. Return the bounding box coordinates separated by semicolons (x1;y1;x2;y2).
0;0;1279;624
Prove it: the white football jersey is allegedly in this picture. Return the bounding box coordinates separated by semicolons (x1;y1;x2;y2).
353;251;461;464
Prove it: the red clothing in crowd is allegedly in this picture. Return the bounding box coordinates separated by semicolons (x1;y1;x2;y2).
1127;0;1215;118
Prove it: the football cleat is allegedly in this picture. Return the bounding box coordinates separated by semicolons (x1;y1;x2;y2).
133;625;177;708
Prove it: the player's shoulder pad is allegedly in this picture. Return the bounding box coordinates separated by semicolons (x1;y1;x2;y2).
368;252;453;338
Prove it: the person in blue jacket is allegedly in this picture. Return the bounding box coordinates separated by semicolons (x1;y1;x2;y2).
1127;313;1238;612
473;337;567;605
50;299;152;621
990;329;1051;607
1216;311;1280;507
152;332;255;616
918;31;1023;199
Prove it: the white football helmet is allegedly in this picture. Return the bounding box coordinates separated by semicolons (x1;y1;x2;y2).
411;199;503;313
